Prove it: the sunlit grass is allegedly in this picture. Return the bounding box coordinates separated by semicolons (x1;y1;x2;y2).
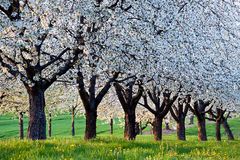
0;115;239;159
0;136;239;160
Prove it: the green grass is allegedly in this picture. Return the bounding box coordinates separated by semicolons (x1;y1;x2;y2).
0;115;239;159
186;118;240;138
0;136;239;160
0;114;124;139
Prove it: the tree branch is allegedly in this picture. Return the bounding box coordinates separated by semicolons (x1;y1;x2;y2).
132;85;143;108
170;107;179;122
187;103;195;115
193;101;202;118
183;104;189;117
108;0;119;9
89;75;97;103
43;48;82;90
140;95;156;114
40;48;70;71
95;72;119;106
225;111;231;119
0;0;21;20
159;94;177;118
205;117;216;122
201;105;214;114
0;54;30;86
77;71;90;110
114;82;127;111
147;90;157;104
172;104;179;116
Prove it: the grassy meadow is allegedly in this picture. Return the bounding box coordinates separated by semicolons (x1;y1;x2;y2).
0;114;239;160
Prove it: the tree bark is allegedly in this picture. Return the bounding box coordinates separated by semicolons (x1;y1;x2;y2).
124;111;136;140
72;108;75;136
110;118;113;134
222;119;234;140
48;113;52;138
197;119;207;141
153;115;163;141
85;109;97;140
27;88;46;140
177;118;186;140
191;100;210;141
19;112;24;140
114;82;143;140
216;120;221;141
139;121;143;135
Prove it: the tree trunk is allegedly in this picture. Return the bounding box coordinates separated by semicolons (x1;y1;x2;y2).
153;115;163;141
27;88;46;140
48;113;52;138
72;109;75;136
85;109;97;140
139;121;143;135
216;120;221;141
110;118;113;134
124;111;136;140
19;112;24;140
189;115;194;125
197;119;207;141
165;122;170;130
177;119;186;141
222;119;234;140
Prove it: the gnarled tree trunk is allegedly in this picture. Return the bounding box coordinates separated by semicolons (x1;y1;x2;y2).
170;97;189;141
124;111;136;140
114;82;143;140
142;89;178;141
72;108;75;136
27;88;46;140
177;118;186;140
207;108;228;141
189;99;212;141
0;42;81;141
19;112;24;140
85;109;97;140
77;72;119;140
197;119;207;141
216;120;221;141
153;116;163;141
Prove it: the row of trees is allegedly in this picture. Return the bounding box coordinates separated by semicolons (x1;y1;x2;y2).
0;84;236;141
0;0;239;141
